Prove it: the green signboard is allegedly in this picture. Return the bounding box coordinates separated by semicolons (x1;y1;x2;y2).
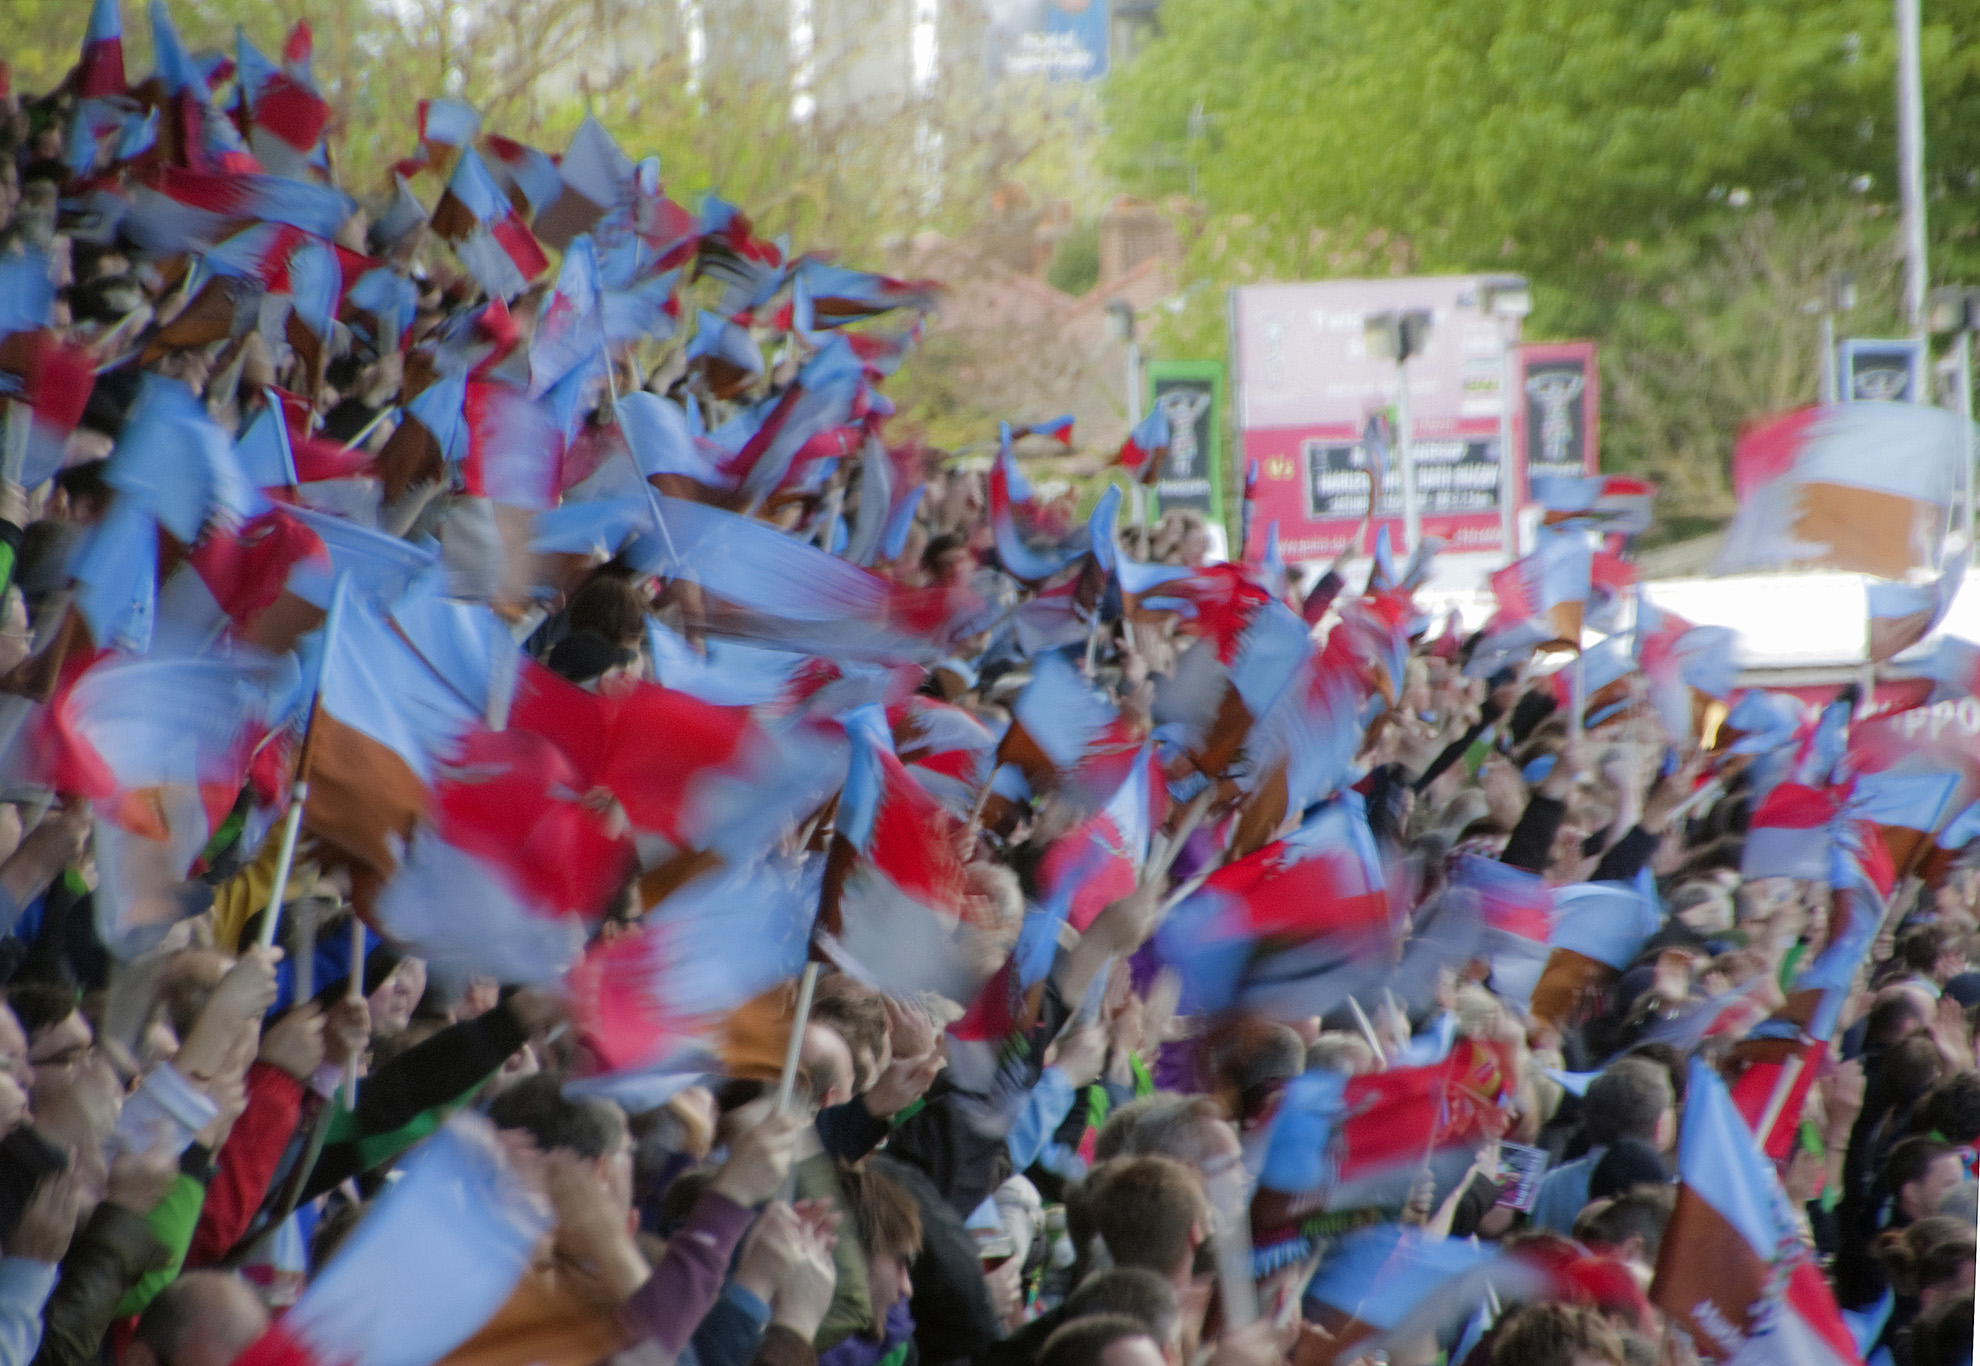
1145;359;1226;535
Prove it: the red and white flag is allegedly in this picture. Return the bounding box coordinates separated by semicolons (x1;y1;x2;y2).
1651;1060;1863;1365
235;1115;549;1366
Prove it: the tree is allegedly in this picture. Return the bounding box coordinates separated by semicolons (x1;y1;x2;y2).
1105;0;1980;537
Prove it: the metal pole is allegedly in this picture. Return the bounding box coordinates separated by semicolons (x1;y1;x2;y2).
1820;311;1838;405
1126;339;1142;430
1497;327;1518;562
1959;327;1976;550
1396;356;1419;556
1896;0;1929;336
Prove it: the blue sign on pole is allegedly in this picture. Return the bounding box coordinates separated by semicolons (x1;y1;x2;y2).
986;0;1110;81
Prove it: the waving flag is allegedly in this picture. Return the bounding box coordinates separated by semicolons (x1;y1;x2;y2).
233;1116;549;1366
480;134;562;219
375;724;631;983
1490;526;1590;646
1297;1223;1535;1363
1150;568;1313;777
151;0;258;175
1725;834;1885;1159
344;264;419;358
820;708;995;1004
1258;1039;1512;1211
568;859;811;1076
645;619;808;711
1529;880;1662;1029
717;336;866;507
1652;1061;1862;1366
791;260;939;331
1233;646;1367;858
177;506;333;655
41;651;297;952
236;23;330;179
430;147;549;299
1116;405;1170;487
104;375;254;544
529;234;604;398
889;696;997;818
305;580;478;877
685;309;763;399
998;651;1140;807
125;166;353;269
627;494;988;663
695;196;786;314
1532;474;1656;536
508;662;845;864
1036;745;1165;936
1158;795;1391;1018
533;115;633;250
80;0;127;97
1637;596;1739;739
1866;549;1967;662
0;324;96;488
1718;402;1959;580
989;430;1087;584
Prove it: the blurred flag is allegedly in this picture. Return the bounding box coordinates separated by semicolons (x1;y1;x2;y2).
1651;1061;1862;1365
1718;403;1959;580
430;147;549;299
80;0;127;97
1158;795;1391;1019
533;115;633;250
236;23;329;179
1532;473;1656;536
1866;549;1967;663
1116;405;1170;487
567;859;810;1076
1724;833;1885;1159
1490;526;1590;646
819;708;995;1004
233;1116;549;1366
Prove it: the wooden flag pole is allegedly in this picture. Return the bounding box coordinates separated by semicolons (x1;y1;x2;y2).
342;914;364;1110
255;698;324;951
1202;1152;1259;1330
775;962;821;1116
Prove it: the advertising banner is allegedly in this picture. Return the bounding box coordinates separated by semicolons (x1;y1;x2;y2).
1516;341;1600;488
984;0;1110;81
1230;277;1516;563
1146;360;1225;528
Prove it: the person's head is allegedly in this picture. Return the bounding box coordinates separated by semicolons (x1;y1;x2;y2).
365;950;425;1040
485;1074;633;1214
565;574;648;649
1487;1302;1626;1366
547;631;639;691
1583;1058;1675;1152
1085;1156;1209;1289
128;1271;271;1366
1874;1215;1976;1307
922;533;970;586
1038;1315;1166;1366
1205;1020;1304;1124
1573;1186;1675;1277
1865;984;1935;1049
1091;1093;1239;1176
1061;1268;1182;1366
837;1160;922;1334
1898;923;1965;986
1916;1069;1980;1146
1669;882;1734;936
799;1023;855;1111
1873;1035;1949;1123
811;989;889;1094
1910;1292;1974;1366
1889;1137;1967;1224
1587;1140;1669;1204
1304;1032;1379;1076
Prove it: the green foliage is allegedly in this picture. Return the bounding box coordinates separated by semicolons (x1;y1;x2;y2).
1046;218;1102;294
1105;0;1980;536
